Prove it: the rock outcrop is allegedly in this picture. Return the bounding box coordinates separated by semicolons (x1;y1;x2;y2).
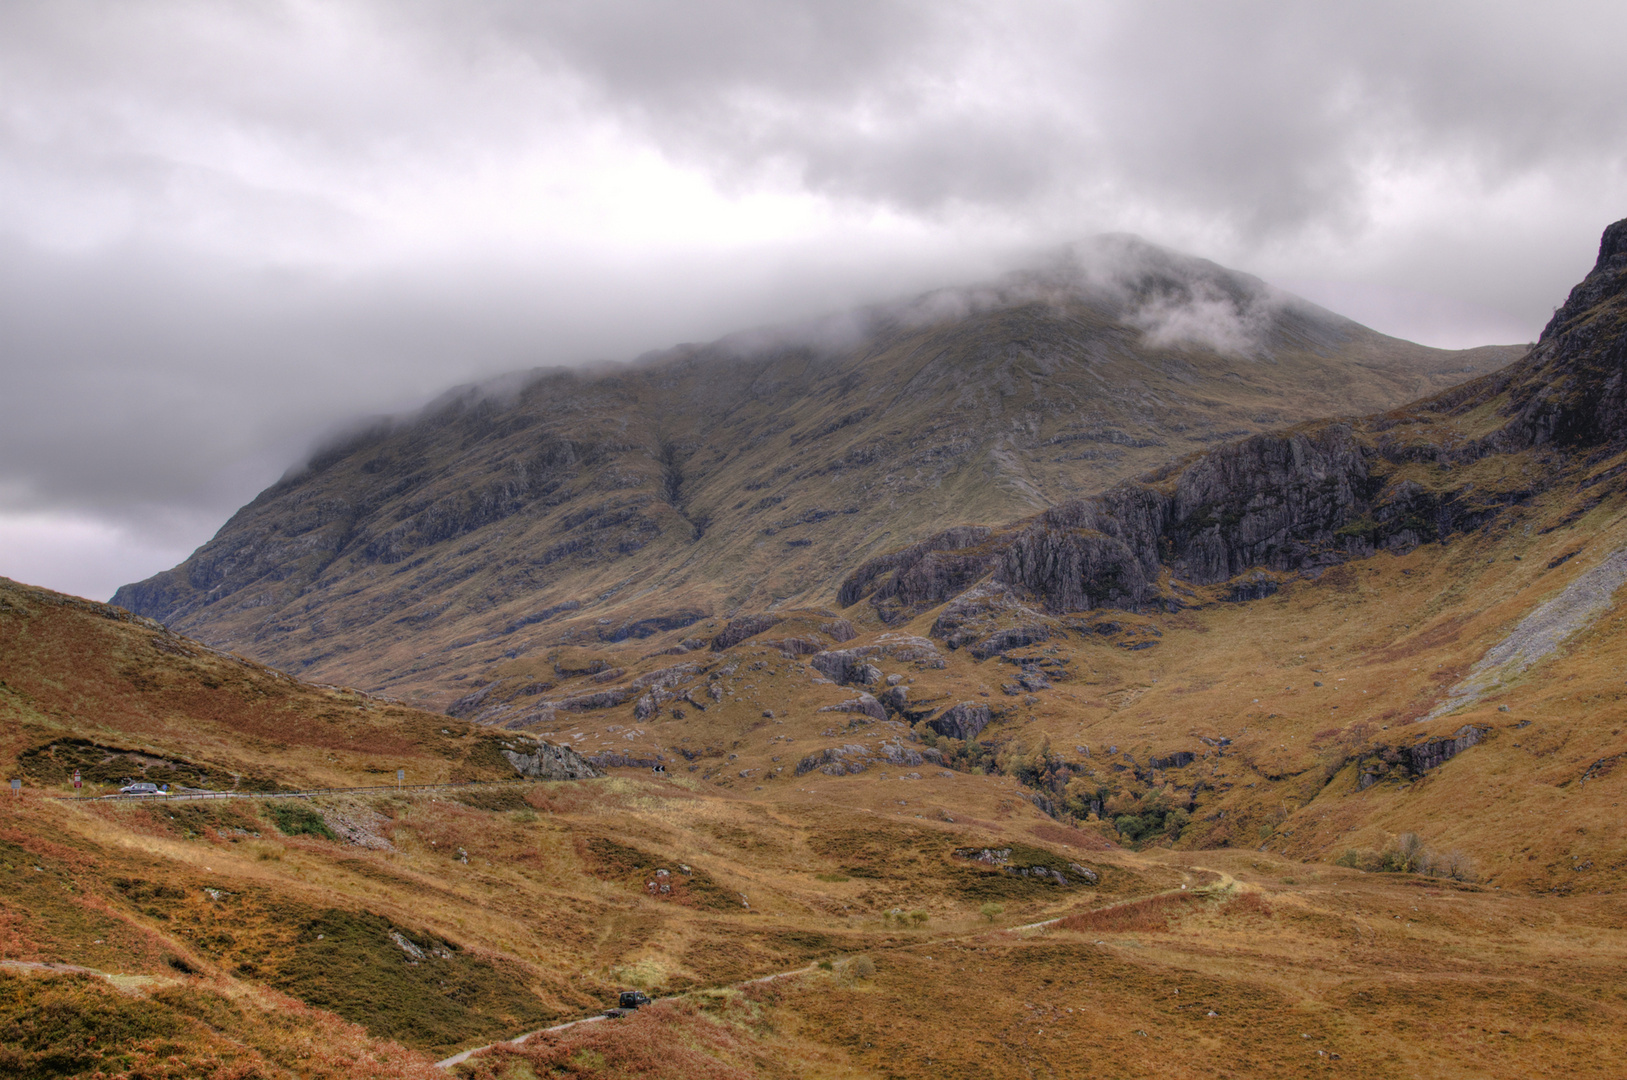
843;220;1627;621
927;702;995;741
817;693;887;722
810;648;884;686
795;745;872;776
501;741;601;780
1403;726;1485;773
712;614;782;650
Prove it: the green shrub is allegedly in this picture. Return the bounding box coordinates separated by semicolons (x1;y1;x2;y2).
263;802;336;840
270;909;547;1053
1115;814;1150;841
1335;848;1382;872
980;902;1004;922
1342;833;1475;881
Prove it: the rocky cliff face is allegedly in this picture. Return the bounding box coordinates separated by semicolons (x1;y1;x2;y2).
112;236;1518;706
1498;217;1627;451
502;741;600;781
841;218;1627;623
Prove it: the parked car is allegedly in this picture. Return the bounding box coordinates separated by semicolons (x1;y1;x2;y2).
604;990;652;1017
118;781;162;796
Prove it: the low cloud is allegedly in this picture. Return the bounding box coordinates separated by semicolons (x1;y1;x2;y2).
1127;290;1276;357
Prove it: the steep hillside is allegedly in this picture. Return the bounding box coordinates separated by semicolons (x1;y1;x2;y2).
844;218;1627;624
11;206;1627;1080
113;236;1518;707
0;573;1170;1071
805;215;1627;889
0;576;590;796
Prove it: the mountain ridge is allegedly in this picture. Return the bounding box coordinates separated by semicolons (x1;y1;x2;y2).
112;235;1521;708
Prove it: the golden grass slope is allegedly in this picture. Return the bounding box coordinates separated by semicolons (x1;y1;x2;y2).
447;848;1627;1080
0;576;526;795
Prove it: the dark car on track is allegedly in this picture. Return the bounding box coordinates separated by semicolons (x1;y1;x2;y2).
604;990;651;1017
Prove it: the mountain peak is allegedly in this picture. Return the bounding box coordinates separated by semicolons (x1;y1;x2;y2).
111;240;1518;708
1599;215;1627;264
1540;215;1627;343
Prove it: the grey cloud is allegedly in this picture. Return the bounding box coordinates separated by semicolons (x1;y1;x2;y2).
1;0;1625;601
0;233;982;524
494;1;1627;232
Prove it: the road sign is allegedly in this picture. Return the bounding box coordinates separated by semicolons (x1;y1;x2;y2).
397;768;404;790
9;778;19;796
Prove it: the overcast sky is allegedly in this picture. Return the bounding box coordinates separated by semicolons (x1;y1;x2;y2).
3;0;1625;602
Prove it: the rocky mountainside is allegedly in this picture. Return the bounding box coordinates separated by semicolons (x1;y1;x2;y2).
842;218;1627;630
258;218;1627;899
22;561;1627;1080
114;236;1517;707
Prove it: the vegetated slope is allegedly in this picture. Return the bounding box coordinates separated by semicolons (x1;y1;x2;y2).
808;216;1627;887
112;235;1517;708
0;575;566;795
460;852;1627;1080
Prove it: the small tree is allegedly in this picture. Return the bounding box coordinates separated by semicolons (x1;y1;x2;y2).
980;902;1004;922
1437;848;1477;882
1062;776;1097;818
845;956;876;982
1383;832;1426;873
1335;848;1381;872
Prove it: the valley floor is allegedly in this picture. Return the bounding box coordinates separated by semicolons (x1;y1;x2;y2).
4;776;1626;1079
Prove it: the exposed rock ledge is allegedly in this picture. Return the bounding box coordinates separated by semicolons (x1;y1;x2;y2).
840;219;1627;622
502;741;601;780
